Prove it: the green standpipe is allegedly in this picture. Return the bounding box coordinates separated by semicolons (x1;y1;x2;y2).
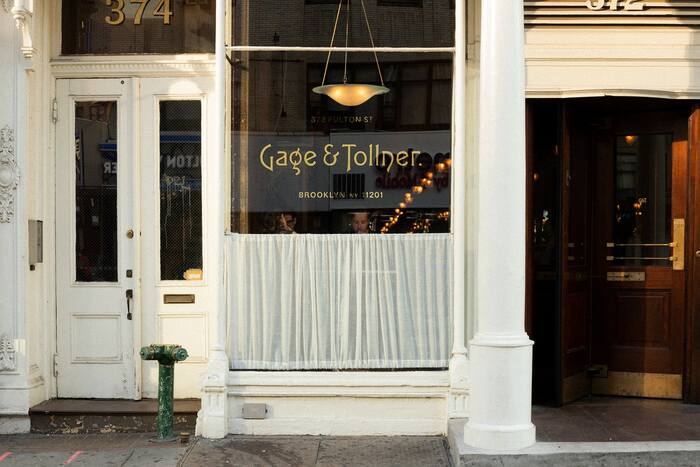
140;344;188;442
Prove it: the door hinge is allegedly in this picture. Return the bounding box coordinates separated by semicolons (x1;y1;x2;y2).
53;353;59;377
51;98;58;124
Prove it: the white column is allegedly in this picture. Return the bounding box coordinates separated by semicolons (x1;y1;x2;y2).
448;0;468;418
197;0;228;439
463;0;535;451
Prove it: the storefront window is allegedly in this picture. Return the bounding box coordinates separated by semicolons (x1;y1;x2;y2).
230;51;453;234
227;0;455;370
62;0;215;54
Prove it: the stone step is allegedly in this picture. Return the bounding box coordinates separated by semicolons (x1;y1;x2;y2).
29;399;199;434
449;421;700;467
457;450;700;467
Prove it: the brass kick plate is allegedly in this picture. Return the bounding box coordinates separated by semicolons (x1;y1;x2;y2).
607;271;645;282
163;294;195;304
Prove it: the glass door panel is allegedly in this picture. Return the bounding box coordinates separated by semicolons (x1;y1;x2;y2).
75;101;119;282
611;133;673;267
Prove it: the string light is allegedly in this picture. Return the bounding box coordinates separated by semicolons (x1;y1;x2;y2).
380;163;452;234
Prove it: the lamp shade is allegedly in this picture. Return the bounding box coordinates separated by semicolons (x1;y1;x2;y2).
313;83;389;107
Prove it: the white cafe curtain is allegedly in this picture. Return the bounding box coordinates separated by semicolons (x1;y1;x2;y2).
227;234;453;370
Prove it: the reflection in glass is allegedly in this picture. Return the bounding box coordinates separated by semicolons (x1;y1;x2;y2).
232;0;454;48
75;101;119;282
613;134;672;266
62;0;214;54
160;101;204;280
230;51;452;234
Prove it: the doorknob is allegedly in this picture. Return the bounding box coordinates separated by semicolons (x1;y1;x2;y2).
696;250;700;258
125;289;133;321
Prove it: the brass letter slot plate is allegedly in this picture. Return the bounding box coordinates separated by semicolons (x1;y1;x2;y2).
163;294;195;304
607;271;645;282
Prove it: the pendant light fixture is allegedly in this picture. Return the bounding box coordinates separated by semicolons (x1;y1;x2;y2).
313;0;389;107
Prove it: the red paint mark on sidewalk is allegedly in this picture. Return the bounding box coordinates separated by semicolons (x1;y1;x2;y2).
0;452;12;462
63;451;83;465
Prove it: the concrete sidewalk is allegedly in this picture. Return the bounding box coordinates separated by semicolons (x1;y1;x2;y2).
3;432;700;466
0;433;452;467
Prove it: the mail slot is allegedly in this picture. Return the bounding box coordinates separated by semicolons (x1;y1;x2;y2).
606;271;645;282
163;294;196;304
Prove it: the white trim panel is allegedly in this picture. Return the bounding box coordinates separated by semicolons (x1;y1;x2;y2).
227;371;451;436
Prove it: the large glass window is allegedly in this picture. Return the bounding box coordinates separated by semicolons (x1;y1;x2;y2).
227;0;455;371
62;0;215;54
230;1;454;234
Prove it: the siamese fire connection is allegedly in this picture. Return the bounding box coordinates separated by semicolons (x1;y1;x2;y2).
140;344;189;442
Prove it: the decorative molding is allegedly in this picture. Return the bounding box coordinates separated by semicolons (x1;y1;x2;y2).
1;0;11;14
525;1;700;26
0;334;16;372
0;126;19;224
11;2;35;59
50;58;216;79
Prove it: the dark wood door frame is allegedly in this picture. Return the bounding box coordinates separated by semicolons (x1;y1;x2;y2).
685;107;700;403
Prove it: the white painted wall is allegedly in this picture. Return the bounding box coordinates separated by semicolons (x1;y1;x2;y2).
526;27;700;98
0;0;49;434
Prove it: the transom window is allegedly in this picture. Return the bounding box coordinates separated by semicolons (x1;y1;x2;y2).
61;0;215;54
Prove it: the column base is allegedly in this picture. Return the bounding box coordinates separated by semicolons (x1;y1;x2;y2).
0;415;30;435
465;333;535;450
196;349;229;439
464;421;536;451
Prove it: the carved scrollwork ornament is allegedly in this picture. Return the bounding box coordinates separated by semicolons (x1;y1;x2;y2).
0;126;19;223
1;0;11;14
0;333;16;372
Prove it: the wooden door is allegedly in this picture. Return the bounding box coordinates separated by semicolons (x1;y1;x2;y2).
560;104;593;403
684;107;700;403
590;111;688;399
56;79;139;399
138;78;215;398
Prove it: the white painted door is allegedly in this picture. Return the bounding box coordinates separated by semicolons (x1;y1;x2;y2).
56;79;139;399
139;78;214;398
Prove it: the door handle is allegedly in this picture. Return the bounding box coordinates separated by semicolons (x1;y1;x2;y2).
673;219;685;271
125;289;133;321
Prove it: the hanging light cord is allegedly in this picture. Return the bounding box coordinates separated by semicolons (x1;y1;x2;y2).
321;0;385;87
344;0;350;84
321;0;345;86
359;0;384;86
